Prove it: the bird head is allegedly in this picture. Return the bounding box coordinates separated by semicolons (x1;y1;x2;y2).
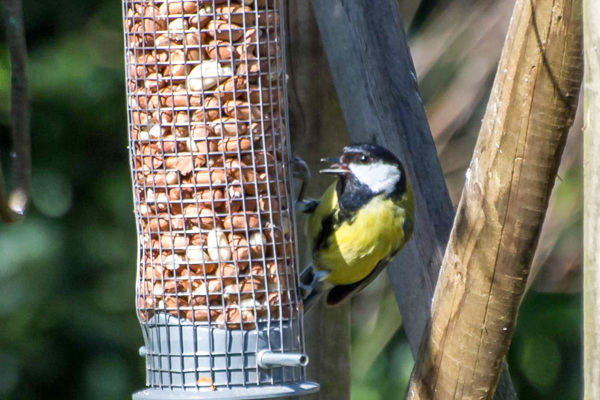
320;143;406;195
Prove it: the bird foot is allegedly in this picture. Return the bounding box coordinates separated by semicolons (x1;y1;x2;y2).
295;199;319;214
298;282;313;300
299;269;330;300
291;156;311;203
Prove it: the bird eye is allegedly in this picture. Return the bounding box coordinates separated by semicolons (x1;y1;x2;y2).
360;155;368;163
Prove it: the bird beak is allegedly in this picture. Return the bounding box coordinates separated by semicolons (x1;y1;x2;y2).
319;157;349;175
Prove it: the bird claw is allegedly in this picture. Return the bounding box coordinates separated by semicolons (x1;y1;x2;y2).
292;156;311;181
295;199;319;214
299;269;330;300
291;156;311;203
298;282;313;300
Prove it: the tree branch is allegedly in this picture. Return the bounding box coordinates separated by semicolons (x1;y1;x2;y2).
407;0;583;398
0;0;30;223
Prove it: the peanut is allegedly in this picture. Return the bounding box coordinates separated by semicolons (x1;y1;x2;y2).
206;20;244;42
187;60;234;92
194;169;227;185
211;117;248;136
223;100;261;121
207;228;231;262
216;4;256;26
223;212;260;230
217;77;245;101
206;39;236;61
160;0;198;16
217;137;252;153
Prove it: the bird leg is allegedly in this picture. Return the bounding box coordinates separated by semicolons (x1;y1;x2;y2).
299;268;331;313
291;156;310;201
298;266;330;300
291;157;320;213
291;156;316;209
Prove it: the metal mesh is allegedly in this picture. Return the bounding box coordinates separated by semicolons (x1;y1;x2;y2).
122;0;306;391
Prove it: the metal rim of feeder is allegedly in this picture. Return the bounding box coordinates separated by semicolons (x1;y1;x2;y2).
122;0;318;398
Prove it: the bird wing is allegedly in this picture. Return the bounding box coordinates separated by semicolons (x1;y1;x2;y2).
325;252;396;306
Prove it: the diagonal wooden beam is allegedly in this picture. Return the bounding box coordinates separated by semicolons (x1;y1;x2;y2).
310;0;453;357
407;0;583;398
309;0;517;398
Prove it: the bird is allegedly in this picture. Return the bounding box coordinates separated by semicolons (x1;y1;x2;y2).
297;143;414;312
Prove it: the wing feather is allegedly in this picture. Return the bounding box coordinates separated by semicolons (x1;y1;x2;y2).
325;251;398;306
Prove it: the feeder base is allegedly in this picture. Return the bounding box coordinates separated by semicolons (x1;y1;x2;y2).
132;382;319;399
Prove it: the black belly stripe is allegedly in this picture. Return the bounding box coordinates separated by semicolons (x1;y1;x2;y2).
315;212;336;251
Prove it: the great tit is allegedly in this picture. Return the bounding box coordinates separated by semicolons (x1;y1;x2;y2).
298;143;414;311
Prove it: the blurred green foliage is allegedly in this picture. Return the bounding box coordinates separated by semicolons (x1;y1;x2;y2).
0;0;582;399
350;290;582;400
0;1;140;399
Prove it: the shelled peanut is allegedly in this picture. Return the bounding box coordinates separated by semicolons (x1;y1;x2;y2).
124;0;298;329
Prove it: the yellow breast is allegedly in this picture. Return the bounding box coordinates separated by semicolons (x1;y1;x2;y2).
308;186;409;285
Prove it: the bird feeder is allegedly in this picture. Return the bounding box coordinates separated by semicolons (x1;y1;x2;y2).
122;0;318;398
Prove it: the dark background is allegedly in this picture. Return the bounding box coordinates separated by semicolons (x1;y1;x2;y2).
0;0;582;399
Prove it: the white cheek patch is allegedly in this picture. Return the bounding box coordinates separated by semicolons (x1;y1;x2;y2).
349;161;401;193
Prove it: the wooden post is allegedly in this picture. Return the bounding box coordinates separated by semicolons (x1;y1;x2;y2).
287;2;351;399
406;0;583;398
309;0;517;398
584;1;600;398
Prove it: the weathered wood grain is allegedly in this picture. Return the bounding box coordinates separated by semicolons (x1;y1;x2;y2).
584;1;600;398
407;0;583;398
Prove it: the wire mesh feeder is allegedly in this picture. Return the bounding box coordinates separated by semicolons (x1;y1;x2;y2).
123;0;318;398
